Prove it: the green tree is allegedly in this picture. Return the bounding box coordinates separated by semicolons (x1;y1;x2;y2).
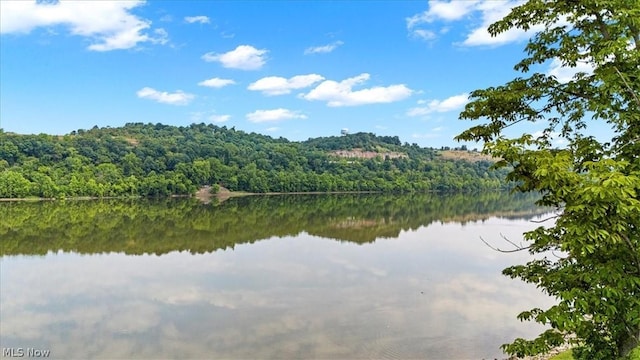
0;170;32;198
122;152;143;177
0;140;21;165
456;1;639;359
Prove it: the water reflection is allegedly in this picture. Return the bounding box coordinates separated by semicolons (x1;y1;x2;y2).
0;193;555;359
0;192;548;256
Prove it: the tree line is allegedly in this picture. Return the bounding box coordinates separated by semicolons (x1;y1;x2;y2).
0;123;510;198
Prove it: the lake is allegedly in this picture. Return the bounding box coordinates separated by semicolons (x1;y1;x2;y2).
0;193;556;359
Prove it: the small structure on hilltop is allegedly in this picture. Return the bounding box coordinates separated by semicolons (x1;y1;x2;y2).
341;128;349;136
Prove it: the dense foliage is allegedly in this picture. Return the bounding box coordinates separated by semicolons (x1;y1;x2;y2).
0;123;508;198
0;192;545;256
456;0;640;358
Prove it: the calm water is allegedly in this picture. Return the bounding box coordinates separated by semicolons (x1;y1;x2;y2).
0;193;556;359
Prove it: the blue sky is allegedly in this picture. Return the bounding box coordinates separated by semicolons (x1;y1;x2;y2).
0;1;595;148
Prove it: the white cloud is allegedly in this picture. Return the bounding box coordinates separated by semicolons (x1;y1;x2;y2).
547;58;594;83
265;127;279;132
407;0;480;27
406;0;538;46
198;77;236;88
304;41;344;55
191;111;230;122
462;1;539;47
185;16;210;24
0;0;167;51
301;73;412;107
209;114;230;123
202;45;267;70
412;29;437;41
248;74;324;96
151;28;169;45
136;87;194;106
406;0;480;40
246;109;307;123
407;93;469;116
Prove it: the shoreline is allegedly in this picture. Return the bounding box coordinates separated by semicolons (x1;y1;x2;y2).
0;188;432;203
193;186;388;203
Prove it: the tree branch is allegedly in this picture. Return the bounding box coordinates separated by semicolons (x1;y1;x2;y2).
613;66;640;108
531;214;561;223
552;84;595;101
479;235;531;253
620;233;640;276
594;12;611;41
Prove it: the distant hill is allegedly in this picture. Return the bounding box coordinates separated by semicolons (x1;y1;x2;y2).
302;132;404;150
0;123;509;198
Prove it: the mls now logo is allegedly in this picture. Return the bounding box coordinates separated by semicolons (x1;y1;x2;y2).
2;348;51;358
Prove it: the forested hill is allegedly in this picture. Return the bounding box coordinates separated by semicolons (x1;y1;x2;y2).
0;123;508;198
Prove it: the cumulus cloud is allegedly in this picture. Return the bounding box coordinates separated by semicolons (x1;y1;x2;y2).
202;45;267;70
301;73;412;107
407;0;480;27
304;41;344;55
406;0;539;46
209;114;230;123
547;58;594;83
246;109;307;123
198;77;236;88
406;0;480;41
0;0;167;51
136;87;194;105
185;16;210;24
191;111;229;122
407;93;469;116
462;1;541;47
248;74;324;96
